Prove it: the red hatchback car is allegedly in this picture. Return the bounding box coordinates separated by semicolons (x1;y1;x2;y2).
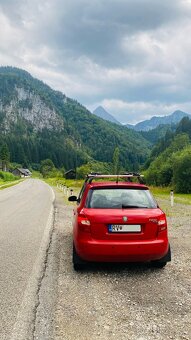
69;173;171;270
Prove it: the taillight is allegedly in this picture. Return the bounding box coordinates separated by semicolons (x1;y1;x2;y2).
149;215;167;232
78;214;91;233
157;216;167;232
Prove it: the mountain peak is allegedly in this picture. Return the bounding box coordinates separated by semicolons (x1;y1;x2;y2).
93;106;121;125
129;110;191;131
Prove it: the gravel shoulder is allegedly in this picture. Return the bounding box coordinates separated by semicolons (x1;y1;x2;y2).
36;189;191;340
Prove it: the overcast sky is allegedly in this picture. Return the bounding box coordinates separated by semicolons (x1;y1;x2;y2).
1;0;191;124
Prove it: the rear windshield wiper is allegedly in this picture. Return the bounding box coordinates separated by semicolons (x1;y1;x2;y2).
121;205;148;209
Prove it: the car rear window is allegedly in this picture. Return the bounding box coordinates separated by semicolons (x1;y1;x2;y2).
86;188;157;209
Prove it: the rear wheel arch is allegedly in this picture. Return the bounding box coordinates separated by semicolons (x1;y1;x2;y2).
152;244;171;268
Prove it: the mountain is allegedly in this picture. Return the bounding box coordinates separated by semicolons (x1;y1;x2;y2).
140;123;177;144
144;116;191;192
126;110;191;131
125;123;135;129
0;66;150;170
93;106;121;125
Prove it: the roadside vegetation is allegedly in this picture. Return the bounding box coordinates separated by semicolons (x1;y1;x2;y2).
0;171;19;183
0;170;21;189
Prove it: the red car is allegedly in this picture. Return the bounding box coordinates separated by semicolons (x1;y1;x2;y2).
69;173;171;270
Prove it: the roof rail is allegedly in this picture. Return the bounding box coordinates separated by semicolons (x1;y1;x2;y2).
85;172;144;184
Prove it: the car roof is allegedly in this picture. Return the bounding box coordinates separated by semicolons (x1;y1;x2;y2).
88;182;148;190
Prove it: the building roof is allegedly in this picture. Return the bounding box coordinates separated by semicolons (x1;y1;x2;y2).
16;168;32;176
64;169;76;175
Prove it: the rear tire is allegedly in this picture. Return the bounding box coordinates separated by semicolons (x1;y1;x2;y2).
152;261;167;268
73;244;86;271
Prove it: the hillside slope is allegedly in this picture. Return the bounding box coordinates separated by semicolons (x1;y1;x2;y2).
0;67;150;170
144;117;191;192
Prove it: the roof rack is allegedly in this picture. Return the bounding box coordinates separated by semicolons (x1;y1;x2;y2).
85;172;144;184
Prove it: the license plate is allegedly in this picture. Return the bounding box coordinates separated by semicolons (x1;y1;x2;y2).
108;224;141;233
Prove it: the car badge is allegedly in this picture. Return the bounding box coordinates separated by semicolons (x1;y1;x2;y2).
123;216;128;222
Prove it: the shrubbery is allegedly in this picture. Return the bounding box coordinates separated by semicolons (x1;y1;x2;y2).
0;171;18;182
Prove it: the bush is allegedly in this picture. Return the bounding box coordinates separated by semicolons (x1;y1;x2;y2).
157;164;173;186
40;159;55;178
0;171;18;182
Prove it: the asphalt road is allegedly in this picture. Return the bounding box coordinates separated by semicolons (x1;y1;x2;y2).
0;179;54;340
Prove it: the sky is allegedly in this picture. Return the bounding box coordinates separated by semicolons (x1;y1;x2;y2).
0;0;191;124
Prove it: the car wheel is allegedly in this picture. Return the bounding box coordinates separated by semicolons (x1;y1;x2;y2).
152;261;167;268
73;244;86;271
152;245;171;269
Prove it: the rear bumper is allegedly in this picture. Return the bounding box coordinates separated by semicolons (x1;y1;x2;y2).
76;238;169;263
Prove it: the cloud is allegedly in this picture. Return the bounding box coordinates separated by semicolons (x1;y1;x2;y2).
0;0;191;123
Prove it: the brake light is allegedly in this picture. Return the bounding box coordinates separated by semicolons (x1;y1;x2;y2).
78;214;91;232
149;216;167;232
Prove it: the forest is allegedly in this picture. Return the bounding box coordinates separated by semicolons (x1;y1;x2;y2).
0;66;150;172
143;116;191;193
1;67;191;192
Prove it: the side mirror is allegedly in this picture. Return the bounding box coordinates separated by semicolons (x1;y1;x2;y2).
68;195;77;202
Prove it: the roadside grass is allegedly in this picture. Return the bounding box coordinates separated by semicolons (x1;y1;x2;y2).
150;186;191;205
31;170;42;179
0;179;24;190
45;177;83;189
43;177;82;205
0;171;22;190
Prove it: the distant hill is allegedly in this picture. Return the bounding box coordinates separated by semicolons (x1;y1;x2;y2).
126;110;191;131
0;66;150;170
93;106;121;125
143;116;191;192
140;123;177;144
125;123;135;129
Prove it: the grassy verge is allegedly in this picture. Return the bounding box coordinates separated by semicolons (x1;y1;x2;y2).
0;171;22;190
150;186;191;205
43;177;82;205
45;177;83;189
0;179;24;190
31;170;42;179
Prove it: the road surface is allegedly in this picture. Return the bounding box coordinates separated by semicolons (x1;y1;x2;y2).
1;181;191;340
35;189;191;340
0;179;54;340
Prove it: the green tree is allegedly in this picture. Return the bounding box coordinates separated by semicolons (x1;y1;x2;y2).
40;159;55;178
112;147;120;174
173;147;191;193
0;143;10;171
76;161;112;179
144;133;190;186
